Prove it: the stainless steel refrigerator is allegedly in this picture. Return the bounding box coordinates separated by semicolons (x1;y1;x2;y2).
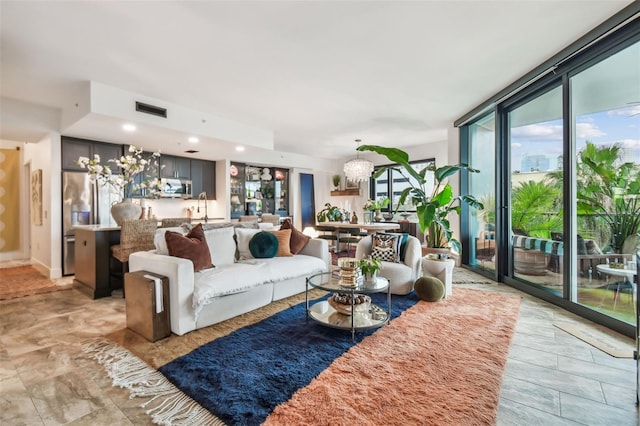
62;172;121;275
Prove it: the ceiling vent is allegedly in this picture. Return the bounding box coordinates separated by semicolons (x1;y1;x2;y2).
135;101;167;118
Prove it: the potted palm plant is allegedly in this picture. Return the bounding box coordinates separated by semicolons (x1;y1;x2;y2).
357;145;483;254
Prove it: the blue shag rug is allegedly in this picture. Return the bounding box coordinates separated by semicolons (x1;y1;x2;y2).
159;292;419;425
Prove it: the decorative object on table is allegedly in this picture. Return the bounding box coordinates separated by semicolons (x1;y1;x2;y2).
413;276;445;302
328;292;371;315
316;202;343;222
337;257;362;287
343;139;374;183
76;145;162;225
383;212;394;221
332;174;341;191
350;211;358;224
357;144;483;254
358;256;381;285
363;197;390;222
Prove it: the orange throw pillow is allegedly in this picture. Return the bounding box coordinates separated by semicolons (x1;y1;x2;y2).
267;229;293;257
165;223;213;271
281;219;311;255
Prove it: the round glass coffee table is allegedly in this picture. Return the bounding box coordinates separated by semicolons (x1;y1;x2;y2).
306;271;391;340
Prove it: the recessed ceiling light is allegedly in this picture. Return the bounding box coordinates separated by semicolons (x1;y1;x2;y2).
122;123;136;132
236;146;245;152
188;137;199;143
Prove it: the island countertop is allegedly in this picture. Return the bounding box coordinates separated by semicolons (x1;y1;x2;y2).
73;224;120;231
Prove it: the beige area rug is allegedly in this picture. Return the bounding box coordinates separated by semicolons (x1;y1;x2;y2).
0;266;71;300
265;288;522;425
554;322;635;358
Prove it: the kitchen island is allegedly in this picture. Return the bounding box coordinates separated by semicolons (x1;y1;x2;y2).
73;224;120;299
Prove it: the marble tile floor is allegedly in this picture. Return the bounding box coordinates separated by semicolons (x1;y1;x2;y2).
0;266;638;425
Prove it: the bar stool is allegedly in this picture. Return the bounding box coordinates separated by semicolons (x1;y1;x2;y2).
111;219;157;295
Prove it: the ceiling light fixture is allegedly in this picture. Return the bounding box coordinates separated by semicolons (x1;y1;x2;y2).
344;139;374;182
188;137;199;143
122;123;136;132
236;146;245;152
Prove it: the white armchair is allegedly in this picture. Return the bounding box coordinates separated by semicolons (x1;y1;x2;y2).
355;235;422;295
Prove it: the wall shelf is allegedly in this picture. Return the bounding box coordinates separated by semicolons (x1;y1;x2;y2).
331;189;360;196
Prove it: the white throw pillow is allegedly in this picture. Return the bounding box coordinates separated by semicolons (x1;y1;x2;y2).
154;227;187;255
235;227;262;260
204;226;236;266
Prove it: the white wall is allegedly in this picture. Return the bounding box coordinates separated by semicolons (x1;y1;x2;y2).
23;133;62;278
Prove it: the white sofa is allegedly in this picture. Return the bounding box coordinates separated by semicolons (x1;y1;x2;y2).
129;225;330;336
355;234;422;295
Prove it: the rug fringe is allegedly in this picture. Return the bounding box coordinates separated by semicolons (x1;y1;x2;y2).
82;337;226;426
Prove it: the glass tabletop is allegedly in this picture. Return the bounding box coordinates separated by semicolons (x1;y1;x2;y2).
307;271;389;293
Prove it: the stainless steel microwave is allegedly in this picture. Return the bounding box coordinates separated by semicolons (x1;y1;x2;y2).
160;178;192;199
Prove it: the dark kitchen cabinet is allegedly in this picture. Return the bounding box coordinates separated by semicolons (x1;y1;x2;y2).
160;155;191;179
191;159;216;199
62;137;123;172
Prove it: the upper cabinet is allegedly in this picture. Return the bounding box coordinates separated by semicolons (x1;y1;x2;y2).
62;137;122;172
160;155;191;179
62;137;215;200
191;159;216;199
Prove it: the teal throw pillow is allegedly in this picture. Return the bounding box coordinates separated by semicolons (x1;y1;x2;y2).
249;231;279;258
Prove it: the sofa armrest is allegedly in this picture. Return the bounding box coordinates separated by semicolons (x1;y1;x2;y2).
129;251;197;336
403;236;423;281
299;238;330;271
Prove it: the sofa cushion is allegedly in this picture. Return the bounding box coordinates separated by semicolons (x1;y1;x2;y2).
281;219;311;254
165;224;213;272
236;227;262;260
370;233;398;262
154;226;187;255
267;229;293;257
203;226;236;267
249;231;279;258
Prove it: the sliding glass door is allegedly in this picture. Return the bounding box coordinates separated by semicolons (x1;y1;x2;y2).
570;40;640;324
508;86;565;295
460;26;639;336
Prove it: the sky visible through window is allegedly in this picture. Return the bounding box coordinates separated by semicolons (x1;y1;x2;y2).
511;104;640;172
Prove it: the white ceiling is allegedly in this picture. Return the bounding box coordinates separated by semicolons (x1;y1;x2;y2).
0;1;634;161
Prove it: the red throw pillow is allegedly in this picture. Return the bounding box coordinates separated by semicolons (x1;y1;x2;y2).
165;223;213;271
281;219;310;254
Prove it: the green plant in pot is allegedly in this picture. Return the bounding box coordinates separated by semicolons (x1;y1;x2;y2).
358;145;483;253
358;256;381;283
316;203;343;222
332;174;341;190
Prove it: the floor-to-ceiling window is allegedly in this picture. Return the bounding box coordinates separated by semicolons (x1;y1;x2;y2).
467;113;496;273
458;9;639;337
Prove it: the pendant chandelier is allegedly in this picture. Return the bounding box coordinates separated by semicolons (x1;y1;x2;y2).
343;139;374;182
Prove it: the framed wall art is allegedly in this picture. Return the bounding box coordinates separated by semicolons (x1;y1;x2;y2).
31;169;43;226
345;177;359;190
